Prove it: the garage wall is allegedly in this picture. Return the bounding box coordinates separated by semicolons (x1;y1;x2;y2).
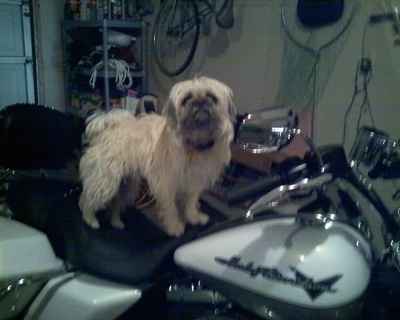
38;0;400;211
146;0;400;211
147;1;399;148
34;0;65;109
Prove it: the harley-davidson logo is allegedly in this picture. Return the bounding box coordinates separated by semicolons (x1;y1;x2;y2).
215;256;342;300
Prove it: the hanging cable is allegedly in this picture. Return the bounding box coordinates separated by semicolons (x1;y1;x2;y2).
342;9;376;146
342;60;359;145
89;59;133;91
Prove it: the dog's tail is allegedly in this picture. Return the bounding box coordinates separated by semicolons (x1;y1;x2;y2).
85;109;135;140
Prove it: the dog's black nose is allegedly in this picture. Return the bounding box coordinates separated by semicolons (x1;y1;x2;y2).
192;106;212;126
192;98;208;108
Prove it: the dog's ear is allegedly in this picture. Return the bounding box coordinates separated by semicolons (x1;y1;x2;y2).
225;89;237;123
217;80;236;122
228;99;237;122
162;98;179;128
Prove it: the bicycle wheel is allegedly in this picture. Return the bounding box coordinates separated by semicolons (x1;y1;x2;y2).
153;0;200;76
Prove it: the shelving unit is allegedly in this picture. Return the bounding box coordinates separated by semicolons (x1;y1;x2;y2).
61;19;148;117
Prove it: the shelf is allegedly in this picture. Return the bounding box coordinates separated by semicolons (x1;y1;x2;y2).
62;19;147;28
62;19;148;41
78;66;144;78
61;18;149;116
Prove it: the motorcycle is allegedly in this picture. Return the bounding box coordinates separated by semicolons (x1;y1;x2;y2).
1;105;400;320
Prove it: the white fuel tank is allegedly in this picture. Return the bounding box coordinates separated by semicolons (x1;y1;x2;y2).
174;215;372;310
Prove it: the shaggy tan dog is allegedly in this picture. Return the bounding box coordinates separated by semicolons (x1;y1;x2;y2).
79;76;236;236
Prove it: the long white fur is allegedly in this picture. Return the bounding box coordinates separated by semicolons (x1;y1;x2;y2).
79;76;236;236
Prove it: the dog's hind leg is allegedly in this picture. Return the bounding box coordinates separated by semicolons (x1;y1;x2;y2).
109;200;126;229
109;177;139;229
80;191;102;229
80;162;125;229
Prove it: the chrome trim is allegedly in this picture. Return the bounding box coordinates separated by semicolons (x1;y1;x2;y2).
167;279;228;304
0;269;66;300
245;173;332;220
391;240;400;272
295;213;327;226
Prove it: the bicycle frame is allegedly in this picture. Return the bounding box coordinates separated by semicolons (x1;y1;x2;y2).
167;0;215;38
196;0;216;18
153;0;233;76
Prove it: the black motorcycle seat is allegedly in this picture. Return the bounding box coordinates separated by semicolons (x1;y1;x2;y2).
0;103;81;170
7;177;207;286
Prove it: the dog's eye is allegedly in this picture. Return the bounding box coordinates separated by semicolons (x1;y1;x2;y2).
206;92;218;104
182;94;193;106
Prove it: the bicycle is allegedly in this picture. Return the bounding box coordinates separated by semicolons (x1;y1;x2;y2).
152;0;234;77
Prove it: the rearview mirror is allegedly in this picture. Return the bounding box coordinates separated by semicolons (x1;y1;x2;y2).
236;106;298;153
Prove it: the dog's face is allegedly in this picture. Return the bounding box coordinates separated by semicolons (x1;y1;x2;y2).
163;76;236;151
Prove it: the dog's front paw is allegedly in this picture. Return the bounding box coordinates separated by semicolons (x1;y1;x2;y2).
111;217;125;229
83;215;100;229
163;220;185;237
185;211;209;226
197;212;210;225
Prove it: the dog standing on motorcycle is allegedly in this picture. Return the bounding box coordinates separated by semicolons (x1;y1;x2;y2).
79;76;236;237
